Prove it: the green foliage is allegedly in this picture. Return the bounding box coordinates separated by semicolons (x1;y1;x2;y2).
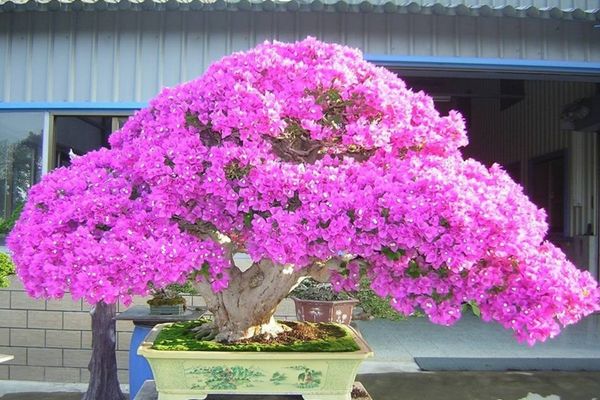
406;260;421;278
355;279;408;321
289;278;350;301
462;301;481;317
152;320;360;353
381;246;405;261
0;253;15;288
0;203;24;234
165;281;198;295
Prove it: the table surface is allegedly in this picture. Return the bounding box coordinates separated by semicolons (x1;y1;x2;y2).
134;380;372;400
115;305;206;325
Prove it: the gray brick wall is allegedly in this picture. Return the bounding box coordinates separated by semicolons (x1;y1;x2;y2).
0;276;297;385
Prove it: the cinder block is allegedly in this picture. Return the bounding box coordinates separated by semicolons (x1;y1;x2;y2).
10;328;45;347
27;348;63;367
117;296;147;312
116;320;134;333
181;295;192;307
0;309;26;328
0;346;26;365
116;350;129;370
80;368;90;383
117;331;132;351
0;328;8;346
46;330;81;349
28;310;64;329
47;299;82;312
192;296;206;307
10;291;46;310
63;312;91;330
275;298;295;318
10;365;44;381
81;331;92;349
0;291;9;308
45;367;81;383
118;369;129;386
0;365;8;379
63;349;92;368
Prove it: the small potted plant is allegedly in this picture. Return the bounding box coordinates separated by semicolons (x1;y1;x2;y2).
289;278;359;325
147;285;187;315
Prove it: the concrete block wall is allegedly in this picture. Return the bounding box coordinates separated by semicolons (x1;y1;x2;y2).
0;275;297;385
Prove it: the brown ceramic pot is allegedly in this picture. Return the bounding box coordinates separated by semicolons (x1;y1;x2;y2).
292;298;359;325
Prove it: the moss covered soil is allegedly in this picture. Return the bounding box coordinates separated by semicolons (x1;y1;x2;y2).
152;320;360;352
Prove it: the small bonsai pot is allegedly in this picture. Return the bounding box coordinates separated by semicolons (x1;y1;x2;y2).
149;303;185;316
292;298;359;325
147;288;187;316
289;278;358;325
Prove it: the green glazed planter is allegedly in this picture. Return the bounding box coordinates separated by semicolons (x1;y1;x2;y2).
138;323;373;400
149;304;185;316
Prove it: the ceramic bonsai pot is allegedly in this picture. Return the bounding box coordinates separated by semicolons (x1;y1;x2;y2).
292;298;359;325
138;322;373;400
149;304;186;316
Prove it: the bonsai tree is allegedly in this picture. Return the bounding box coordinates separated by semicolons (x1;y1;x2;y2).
7;38;600;398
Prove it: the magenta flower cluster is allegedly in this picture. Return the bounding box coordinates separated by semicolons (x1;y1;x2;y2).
8;38;599;344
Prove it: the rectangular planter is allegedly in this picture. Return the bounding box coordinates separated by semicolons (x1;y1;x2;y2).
149;304;185;315
138;323;373;400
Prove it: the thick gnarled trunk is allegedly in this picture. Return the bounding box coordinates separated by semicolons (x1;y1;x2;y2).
82;301;126;400
195;259;329;342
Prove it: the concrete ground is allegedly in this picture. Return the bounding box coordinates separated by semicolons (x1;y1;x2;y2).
2;373;600;400
356;312;600;372
2;313;600;398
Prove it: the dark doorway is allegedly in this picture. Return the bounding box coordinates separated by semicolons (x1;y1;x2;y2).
528;151;567;237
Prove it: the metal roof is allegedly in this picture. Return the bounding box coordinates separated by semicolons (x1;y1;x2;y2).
0;0;598;19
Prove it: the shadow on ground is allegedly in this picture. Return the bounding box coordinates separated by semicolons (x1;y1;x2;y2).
2;372;600;400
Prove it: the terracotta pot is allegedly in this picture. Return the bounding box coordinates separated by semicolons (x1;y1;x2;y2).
292;298;359;325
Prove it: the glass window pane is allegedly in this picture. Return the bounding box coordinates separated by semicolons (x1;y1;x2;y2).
0;112;44;220
54;116;113;168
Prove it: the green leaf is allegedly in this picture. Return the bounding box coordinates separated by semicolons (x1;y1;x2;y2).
463;301;481;317
470;302;481;317
381;246;405;261
406;260;420;278
243;212;254;228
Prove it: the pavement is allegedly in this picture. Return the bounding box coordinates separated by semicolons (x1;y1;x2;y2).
1;313;600;398
356;312;600;373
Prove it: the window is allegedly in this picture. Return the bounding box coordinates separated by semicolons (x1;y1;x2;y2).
52;115;128;168
0;113;44;219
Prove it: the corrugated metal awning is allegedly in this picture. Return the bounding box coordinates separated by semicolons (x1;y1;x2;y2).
0;0;598;20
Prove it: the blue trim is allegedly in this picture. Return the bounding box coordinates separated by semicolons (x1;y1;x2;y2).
0;102;146;111
364;55;600;76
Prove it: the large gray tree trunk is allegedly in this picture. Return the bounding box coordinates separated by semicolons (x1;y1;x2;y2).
82;301;126;400
194;257;335;342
